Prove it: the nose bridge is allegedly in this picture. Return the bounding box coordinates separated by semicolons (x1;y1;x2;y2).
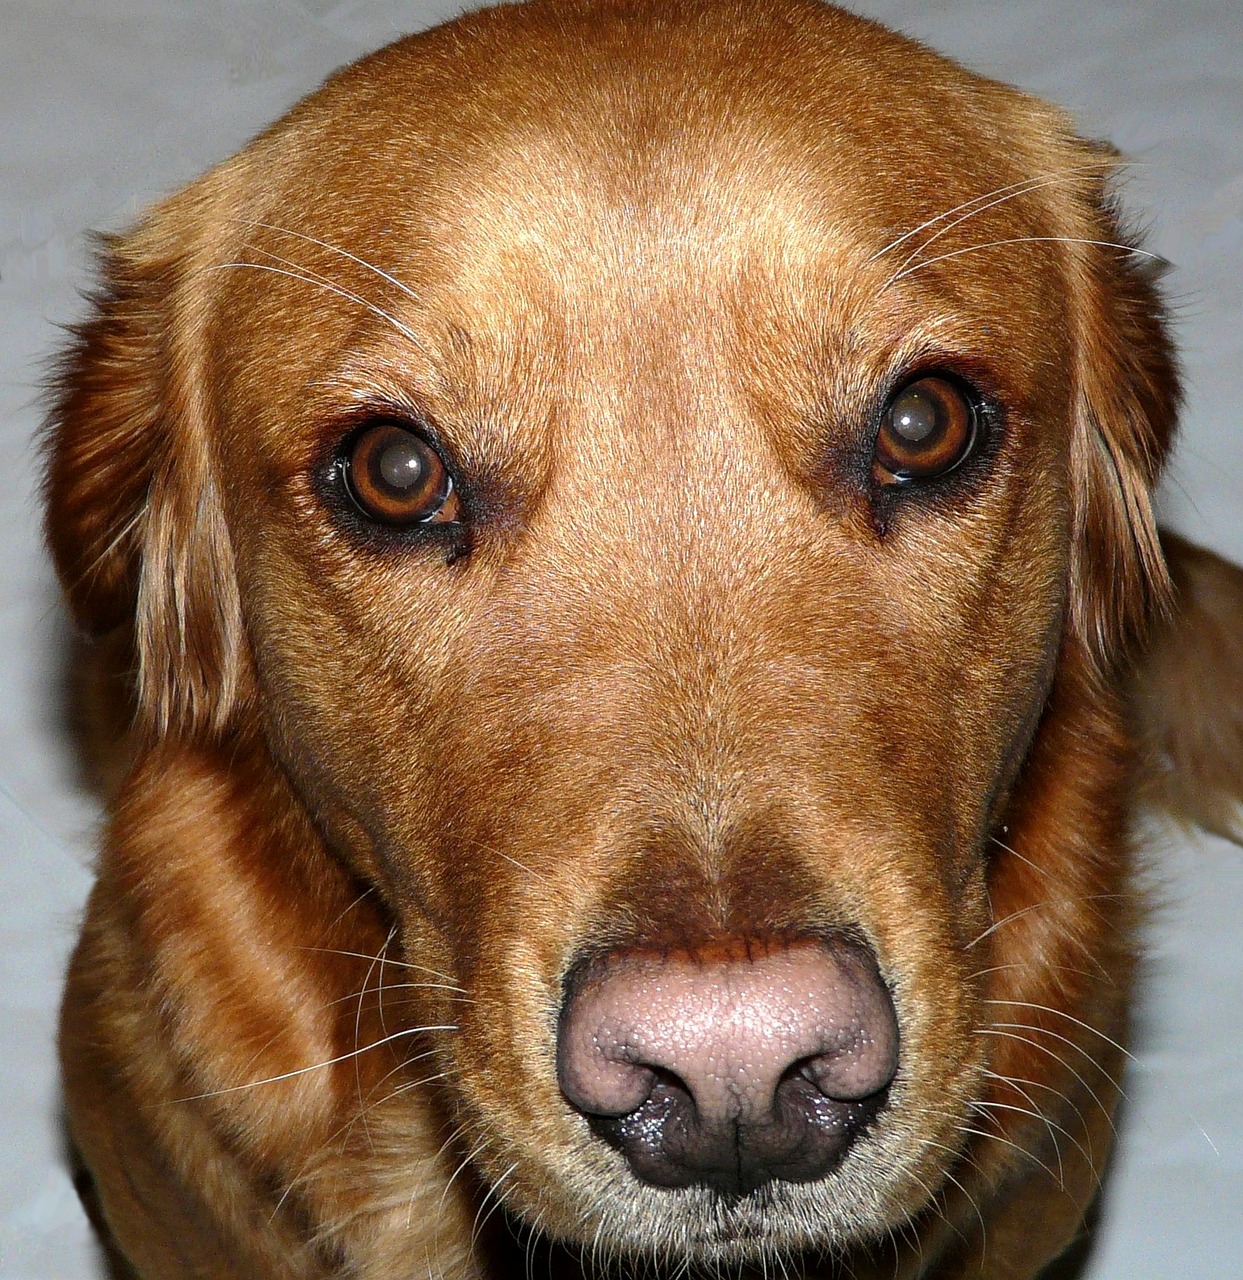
436;344;934;961
477;385;840;872
549;366;792;739
546;301;792;655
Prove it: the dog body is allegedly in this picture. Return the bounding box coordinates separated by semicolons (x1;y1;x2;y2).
45;2;1243;1277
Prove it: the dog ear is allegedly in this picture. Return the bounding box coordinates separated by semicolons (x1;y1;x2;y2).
1062;146;1180;671
44;195;246;742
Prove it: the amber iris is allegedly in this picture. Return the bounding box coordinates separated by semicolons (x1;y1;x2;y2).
344;423;461;525
873;376;978;484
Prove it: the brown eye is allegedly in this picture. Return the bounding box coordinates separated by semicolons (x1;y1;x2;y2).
873;376;979;484
343;422;461;525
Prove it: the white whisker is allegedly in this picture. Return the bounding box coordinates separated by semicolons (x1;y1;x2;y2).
438;1135;492;1214
984;998;1134;1062
971;1098;1074;1184
868;162;1114;263
299;946;458;986
235;218;422;304
976;1026;1120;1130
353;930;389;1150
989;835;1050;879
958;1123;1062;1186
879;165;1119;285
470;1161;519;1251
966;901;1045;948
886;236;1162;288
172;1024;457;1101
968;959;1103;986
498;849;549;883
988;1016;1135;1068
205;261;423;347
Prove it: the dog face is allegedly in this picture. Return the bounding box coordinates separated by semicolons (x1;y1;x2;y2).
48;0;1177;1270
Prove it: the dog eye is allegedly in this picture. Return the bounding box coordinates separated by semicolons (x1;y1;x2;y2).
342;422;462;525
873;377;979;485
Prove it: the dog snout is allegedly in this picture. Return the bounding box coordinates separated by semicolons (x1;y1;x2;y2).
557;936;898;1195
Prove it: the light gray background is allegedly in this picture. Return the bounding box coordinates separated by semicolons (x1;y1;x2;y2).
1;2;1240;1276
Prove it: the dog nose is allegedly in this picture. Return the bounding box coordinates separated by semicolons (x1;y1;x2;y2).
557;936;898;1195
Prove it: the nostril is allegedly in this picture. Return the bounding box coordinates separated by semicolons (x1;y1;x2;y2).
780;1055;891;1132
557;936;899;1194
798;1018;900;1104
557;1037;655;1120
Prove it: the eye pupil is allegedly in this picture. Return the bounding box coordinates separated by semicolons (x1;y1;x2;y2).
891;391;939;444
375;436;427;492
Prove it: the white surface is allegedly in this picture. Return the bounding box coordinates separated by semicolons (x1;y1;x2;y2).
1;2;1239;1277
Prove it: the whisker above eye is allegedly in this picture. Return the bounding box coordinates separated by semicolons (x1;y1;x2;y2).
234;218;423;305
884;236;1165;290
870;161;1117;267
204;260;425;350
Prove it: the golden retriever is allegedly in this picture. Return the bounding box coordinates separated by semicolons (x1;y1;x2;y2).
44;1;1243;1277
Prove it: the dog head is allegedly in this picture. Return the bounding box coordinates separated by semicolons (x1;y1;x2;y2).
47;0;1176;1266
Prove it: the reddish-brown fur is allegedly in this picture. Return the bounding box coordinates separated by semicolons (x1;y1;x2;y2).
44;2;1243;1277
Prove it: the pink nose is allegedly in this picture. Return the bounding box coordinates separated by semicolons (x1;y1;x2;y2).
557;937;898;1194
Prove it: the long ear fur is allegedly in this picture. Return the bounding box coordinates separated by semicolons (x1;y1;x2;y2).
44;194;246;742
1061;145;1180;670
1135;533;1243;843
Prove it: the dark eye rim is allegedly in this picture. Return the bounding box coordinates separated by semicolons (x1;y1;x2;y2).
870;369;992;489
339;418;461;526
322;412;472;553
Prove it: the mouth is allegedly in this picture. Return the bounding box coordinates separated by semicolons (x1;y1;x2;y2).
537;1169;907;1271
616;1182;822;1262
455;1025;961;1270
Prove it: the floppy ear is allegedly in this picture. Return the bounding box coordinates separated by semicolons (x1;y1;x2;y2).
44;196;246;742
1062;147;1180;670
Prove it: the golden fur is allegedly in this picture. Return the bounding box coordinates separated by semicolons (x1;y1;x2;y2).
44;2;1243;1277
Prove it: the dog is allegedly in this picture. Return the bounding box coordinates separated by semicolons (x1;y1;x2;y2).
44;1;1243;1277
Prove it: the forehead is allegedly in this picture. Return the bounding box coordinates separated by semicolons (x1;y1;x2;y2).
215;0;1073;438
290;4;1061;260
